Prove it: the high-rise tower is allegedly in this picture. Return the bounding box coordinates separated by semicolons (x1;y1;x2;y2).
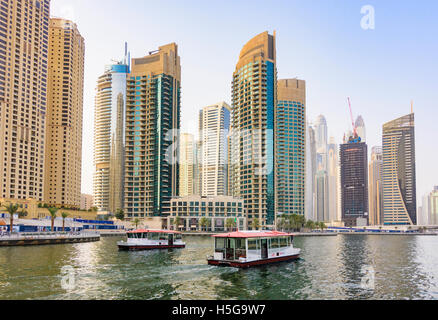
276;79;306;216
369;146;383;225
93;56;129;213
199;102;231;197
124;43;181;219
231;31;277;229
179;133;195;197
0;0;51;201
382;113;417;225
340;136;369;227
45;18;84;208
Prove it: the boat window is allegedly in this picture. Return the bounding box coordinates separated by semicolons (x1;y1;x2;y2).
175;233;182;240
159;233;167;240
270;238;279;248
236;238;246;250
127;233;132;239
279;237;288;248
216;238;226;250
248;240;257;250
148;233;159;240
142;233;148;239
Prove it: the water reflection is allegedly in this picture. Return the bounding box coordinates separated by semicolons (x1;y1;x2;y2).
0;235;437;300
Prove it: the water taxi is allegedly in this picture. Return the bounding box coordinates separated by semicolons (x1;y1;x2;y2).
207;231;300;268
117;229;185;251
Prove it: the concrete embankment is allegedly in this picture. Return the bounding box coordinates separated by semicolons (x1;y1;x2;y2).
0;233;100;247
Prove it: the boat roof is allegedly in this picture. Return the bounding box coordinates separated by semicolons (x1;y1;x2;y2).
213;231;293;239
127;229;182;234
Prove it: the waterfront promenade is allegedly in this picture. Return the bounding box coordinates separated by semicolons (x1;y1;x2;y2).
0;231;100;246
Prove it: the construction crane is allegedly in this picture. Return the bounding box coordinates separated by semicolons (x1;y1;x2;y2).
347;97;361;143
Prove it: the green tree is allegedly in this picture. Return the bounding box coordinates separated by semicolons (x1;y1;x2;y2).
115;209;125;221
225;218;236;231
48;207;59;232
132;218;141;229
319;222;327;232
305;220;315;231
173;216;182;231
199;217;209;231
3;203;20;233
61;212;69;232
252;218;260;231
18;209;28;218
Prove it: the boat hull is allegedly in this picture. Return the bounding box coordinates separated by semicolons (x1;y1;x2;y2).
207;254;300;269
118;244;185;251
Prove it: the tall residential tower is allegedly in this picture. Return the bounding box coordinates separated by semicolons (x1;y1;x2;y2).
0;0;51;201
231;31;277;229
124;43;181;219
93;58;129;213
276;79;306;216
45;18;85;208
198;102;231;197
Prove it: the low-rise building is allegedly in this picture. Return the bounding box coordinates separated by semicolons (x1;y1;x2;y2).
168;196;246;231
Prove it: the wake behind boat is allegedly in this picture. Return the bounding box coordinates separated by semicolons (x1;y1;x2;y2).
117;229;185;251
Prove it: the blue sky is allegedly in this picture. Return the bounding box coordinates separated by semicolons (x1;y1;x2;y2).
51;0;438;205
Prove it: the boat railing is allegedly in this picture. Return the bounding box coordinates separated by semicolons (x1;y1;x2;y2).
0;231;100;240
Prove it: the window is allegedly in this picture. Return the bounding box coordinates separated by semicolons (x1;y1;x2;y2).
248;240;257;250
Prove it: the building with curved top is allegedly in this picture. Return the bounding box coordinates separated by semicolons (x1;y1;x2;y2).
93;60;129;213
230;31;277;229
382;113;417;225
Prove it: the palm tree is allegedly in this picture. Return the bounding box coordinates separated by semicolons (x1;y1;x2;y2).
18;209;28;218
252;218;260;231
3;203;20;234
305;220;315;231
199;217;208;231
48;207;59;232
225;218;236;231
173;216;182;231
61;212;69;232
132;218;141;229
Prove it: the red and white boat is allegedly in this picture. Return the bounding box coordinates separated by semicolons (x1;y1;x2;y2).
117;229;185;251
207;231;300;268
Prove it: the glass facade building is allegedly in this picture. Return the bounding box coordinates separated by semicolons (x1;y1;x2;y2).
230;32;277;228
124;43;181;219
93;62;129;213
382;113;417;225
276;79;306;216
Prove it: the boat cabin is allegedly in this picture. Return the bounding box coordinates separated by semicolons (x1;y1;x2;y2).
118;229;185;251
209;231;300;267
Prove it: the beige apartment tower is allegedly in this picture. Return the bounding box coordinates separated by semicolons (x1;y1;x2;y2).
369;146;383;225
179;133;196;197
0;0;51;201
44;18;85;208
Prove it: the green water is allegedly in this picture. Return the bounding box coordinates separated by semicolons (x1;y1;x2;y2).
0;235;437;300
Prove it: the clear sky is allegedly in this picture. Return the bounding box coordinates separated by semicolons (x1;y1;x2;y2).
51;0;438;205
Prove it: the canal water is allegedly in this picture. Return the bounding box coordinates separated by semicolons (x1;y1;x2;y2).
0;235;437;300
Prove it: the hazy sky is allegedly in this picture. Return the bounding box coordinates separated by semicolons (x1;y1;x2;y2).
51;0;438;204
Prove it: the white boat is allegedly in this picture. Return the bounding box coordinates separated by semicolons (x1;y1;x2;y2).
207;231;301;268
117;229;185;251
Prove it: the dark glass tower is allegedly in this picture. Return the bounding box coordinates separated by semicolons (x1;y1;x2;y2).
340;138;369;227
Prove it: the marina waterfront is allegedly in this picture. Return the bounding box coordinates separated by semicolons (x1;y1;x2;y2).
0;235;437;300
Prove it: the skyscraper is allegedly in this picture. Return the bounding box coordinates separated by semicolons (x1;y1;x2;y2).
368;146;383;225
45;18;84;208
305;125;317;221
93;58;129;213
427;187;438;225
315;115;328;159
179;133;195;197
124;43;181;219
0;0;50;201
316;170;329;222
198;102;231;197
276;79;306;216
327;138;339;222
231;31;277;229
355;116;366;142
340;136;369;227
382;113;417;225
